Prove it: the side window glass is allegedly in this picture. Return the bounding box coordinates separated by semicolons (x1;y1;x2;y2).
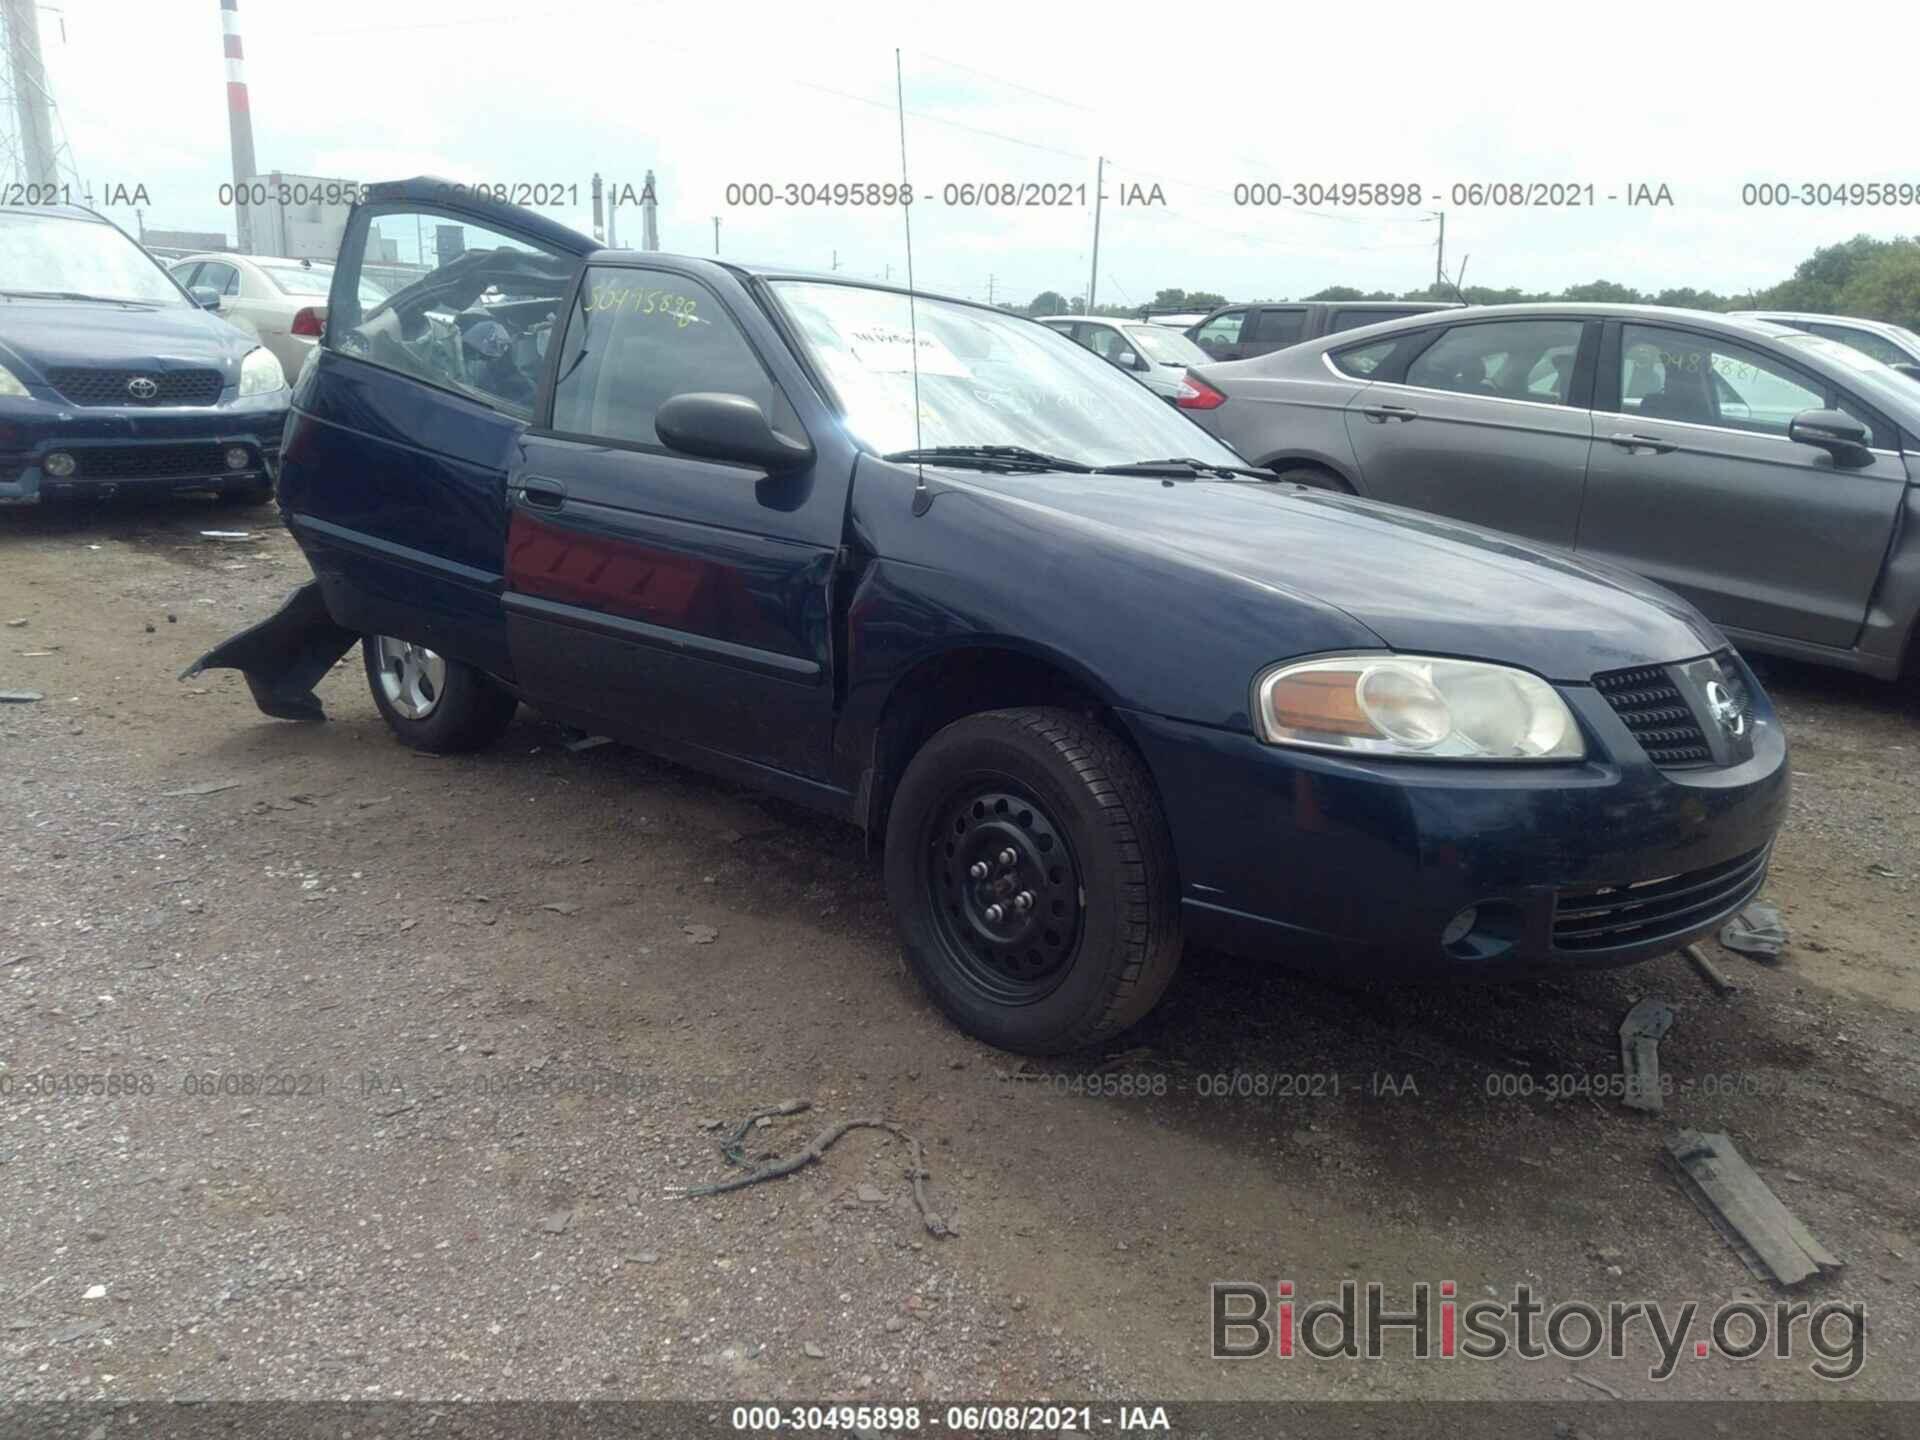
1253;308;1307;344
1330;337;1401;379
197;262;239;296
1085;326;1125;359
549;266;790;449
1621;326;1823;436
329;211;575;418
1194;309;1246;346
170;262;201;289
1405;320;1585;403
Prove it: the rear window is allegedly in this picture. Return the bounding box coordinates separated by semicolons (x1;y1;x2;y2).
1125;326;1208;365
262;265;333;296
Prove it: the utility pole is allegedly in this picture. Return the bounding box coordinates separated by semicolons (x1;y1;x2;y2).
591;173;604;243
832;249;840;271
640;168;658;251
1432;210;1445;289
987;273;995;305
712;216;719;256
1085;156;1104;316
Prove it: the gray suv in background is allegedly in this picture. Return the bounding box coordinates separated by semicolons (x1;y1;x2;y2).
1187;299;1461;361
1186;304;1920;684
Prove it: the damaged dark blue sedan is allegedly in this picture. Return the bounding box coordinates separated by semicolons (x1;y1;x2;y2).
190;180;1788;1054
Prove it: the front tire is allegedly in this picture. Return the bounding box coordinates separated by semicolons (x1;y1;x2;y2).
883;707;1182;1054
363;635;518;753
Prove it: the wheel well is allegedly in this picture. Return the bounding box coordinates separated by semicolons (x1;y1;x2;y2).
1263;458;1355;493
864;647;1136;839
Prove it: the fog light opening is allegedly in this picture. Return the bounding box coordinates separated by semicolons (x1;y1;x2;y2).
1440;906;1479;948
223;446;251;471
44;452;75;478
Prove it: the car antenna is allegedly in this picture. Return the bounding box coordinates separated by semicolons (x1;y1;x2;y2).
895;48;931;517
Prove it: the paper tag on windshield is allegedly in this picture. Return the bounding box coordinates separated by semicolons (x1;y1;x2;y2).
844;324;971;378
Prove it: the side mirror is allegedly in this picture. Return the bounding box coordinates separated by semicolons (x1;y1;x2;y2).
189;286;222;311
1891;362;1920;382
1788;408;1873;464
655;392;813;473
1113;349;1140;370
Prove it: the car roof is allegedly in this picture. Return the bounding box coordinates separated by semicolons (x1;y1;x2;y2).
1732;309;1902;332
1294;301;1794;334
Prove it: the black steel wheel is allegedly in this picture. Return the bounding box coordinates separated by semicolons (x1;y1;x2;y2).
926;784;1085;1006
884;707;1183;1054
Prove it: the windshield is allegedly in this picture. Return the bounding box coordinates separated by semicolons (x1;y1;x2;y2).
771;281;1242;467
0;212;185;306
1781;332;1920;407
1126;325;1209;366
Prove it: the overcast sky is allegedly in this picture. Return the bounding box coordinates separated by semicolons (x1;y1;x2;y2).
35;0;1920;306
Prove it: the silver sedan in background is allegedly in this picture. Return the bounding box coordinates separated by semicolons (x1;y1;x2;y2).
166;253;388;381
1182;303;1920;685
1036;315;1216;402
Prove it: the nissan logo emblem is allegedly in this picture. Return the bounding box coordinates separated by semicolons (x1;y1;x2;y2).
1704;680;1747;738
126;375;159;400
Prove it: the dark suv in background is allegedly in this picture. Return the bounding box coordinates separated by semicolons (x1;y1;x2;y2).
0;205;289;508
1189;299;1460;361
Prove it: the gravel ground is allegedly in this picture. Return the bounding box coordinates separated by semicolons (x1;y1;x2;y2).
4;498;1918;1411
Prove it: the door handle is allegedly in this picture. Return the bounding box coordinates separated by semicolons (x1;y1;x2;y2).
1606;432;1676;454
513;476;566;510
1360;404;1419;423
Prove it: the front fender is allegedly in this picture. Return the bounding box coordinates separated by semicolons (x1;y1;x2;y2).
180;581;358;722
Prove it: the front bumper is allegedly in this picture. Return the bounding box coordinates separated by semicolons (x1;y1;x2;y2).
1121;672;1790;976
0;393;289;505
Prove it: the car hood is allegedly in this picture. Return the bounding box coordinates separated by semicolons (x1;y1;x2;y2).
948;471;1722;682
0;298;255;383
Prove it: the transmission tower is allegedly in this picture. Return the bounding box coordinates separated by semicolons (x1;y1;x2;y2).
1;0;81;194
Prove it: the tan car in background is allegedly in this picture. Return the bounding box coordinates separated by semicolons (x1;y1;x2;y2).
166;253;388;381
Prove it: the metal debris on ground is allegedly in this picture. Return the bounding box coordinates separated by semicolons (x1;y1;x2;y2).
1663;1130;1843;1288
199;530;254;541
0;690;44;703
674;1098;952;1239
1682;942;1738;995
1618;997;1676;1113
1720;901;1788;961
159;779;243;797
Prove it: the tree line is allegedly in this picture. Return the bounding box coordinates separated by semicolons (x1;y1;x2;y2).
1014;234;1920;330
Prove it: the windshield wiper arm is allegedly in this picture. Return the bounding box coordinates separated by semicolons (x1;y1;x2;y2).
0;289;143;306
882;445;1092;473
1093;456;1270;479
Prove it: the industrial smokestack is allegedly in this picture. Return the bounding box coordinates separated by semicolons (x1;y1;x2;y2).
641;169;658;252
220;0;257;252
3;0;59;187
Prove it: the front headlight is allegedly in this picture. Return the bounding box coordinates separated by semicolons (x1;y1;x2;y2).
1252;653;1585;760
0;361;30;398
237;347;286;397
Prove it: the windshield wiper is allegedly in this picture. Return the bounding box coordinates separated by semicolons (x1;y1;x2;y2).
882;445;1092;474
0;289;144;306
1093;456;1270;479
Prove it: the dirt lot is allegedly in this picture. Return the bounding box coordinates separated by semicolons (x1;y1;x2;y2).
4;497;1918;1412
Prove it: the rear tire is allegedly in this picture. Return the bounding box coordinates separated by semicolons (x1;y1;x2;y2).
363;635;518;753
883;707;1182;1054
1271;465;1355;494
